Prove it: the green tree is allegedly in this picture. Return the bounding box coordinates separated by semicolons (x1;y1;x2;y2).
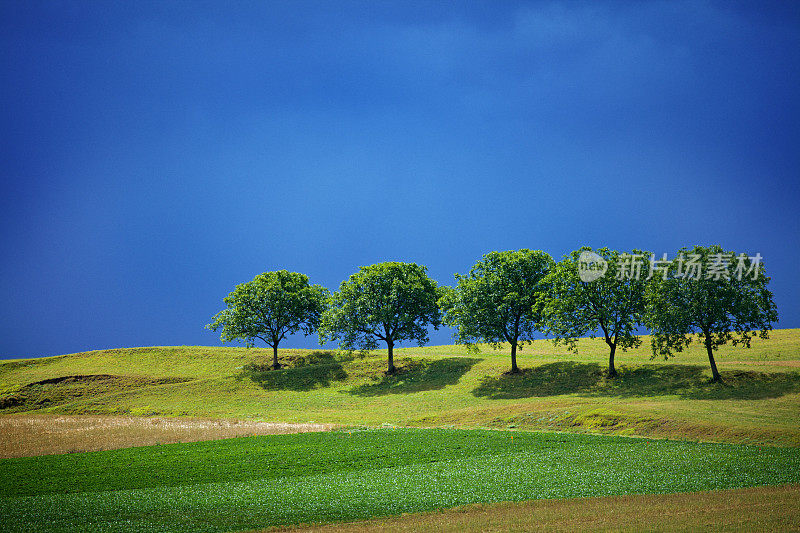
206;270;329;370
543;247;649;377
438;250;554;374
645;244;777;382
318;262;441;374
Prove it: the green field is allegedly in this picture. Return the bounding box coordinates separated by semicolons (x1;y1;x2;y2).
1;428;799;532
1;330;799;531
2;329;799;445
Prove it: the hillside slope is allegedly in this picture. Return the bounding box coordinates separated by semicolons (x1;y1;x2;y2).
1;329;799;445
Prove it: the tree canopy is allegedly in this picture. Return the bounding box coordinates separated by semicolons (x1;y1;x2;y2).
543;247;650;377
318;261;441;374
206;270;329;369
438;249;553;374
645;244;777;382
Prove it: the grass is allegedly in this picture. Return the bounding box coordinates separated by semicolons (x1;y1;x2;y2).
0;332;798;531
0;331;799;447
470;362;800;400
273;484;800;532
0;374;190;412
392;328;800;363
0;415;334;458
1;428;799;532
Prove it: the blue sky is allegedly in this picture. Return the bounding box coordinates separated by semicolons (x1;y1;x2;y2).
1;1;798;358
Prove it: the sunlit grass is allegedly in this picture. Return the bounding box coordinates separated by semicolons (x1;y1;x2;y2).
0;330;798;447
393;327;800;364
0;415;334;458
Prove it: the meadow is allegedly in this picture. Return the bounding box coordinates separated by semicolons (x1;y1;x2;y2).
0;415;332;458
1;329;799;447
0;330;798;531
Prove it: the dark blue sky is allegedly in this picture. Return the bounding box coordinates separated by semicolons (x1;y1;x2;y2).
2;1;798;359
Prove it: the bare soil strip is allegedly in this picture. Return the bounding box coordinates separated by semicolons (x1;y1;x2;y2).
0;414;335;458
270;484;800;533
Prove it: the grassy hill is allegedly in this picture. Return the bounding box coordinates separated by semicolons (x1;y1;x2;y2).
2;329;799;445
1;331;799;532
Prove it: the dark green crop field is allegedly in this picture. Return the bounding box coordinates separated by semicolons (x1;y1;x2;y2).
1;428;798;532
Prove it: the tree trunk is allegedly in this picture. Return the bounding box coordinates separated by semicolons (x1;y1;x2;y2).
607;343;618;378
272;344;281;370
510;342;520;374
704;335;721;382
386;339;396;374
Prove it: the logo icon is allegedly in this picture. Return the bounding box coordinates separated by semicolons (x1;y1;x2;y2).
578;251;608;282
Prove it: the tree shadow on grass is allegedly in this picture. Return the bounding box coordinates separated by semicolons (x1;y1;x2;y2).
471;362;800;400
238;351;348;392
472;362;603;399
348;357;482;397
